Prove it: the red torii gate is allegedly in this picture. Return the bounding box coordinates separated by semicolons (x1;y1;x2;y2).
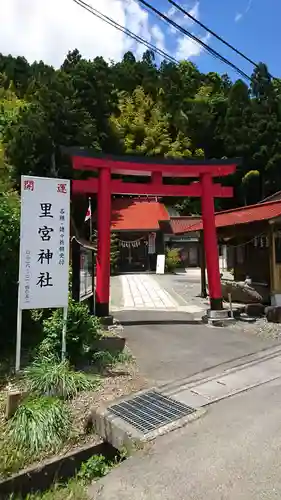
71;150;237;317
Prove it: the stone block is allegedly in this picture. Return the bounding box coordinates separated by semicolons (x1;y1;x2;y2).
265;306;281;323
245;303;265;317
221;281;263;304
91;336;126;355
100;315;114;328
5;390;27;419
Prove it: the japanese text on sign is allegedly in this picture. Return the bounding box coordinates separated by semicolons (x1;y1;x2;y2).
19;176;70;310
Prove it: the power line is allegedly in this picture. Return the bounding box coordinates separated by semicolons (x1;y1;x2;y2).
168;0;259;69
136;0;252;81
73;0;252;82
73;0;179;65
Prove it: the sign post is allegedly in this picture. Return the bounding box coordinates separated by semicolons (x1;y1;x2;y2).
62;307;68;361
16;176;70;372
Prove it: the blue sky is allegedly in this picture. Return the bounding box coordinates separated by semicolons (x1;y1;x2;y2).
0;0;278;82
152;0;278;80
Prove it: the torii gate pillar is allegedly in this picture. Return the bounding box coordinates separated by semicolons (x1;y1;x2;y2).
201;173;222;310
95;167;111;317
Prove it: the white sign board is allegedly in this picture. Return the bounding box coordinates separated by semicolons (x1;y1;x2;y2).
19;176;70;310
156;254;165;275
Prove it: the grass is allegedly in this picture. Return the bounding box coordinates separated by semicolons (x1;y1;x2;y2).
92;350;132;370
0;440;30;478
0;346;135;482
10;479;87;500
8;396;71;454
10;454;120;499
24;358;100;399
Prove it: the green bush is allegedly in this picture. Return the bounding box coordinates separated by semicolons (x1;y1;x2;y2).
0;440;30;478
0;189;46;360
0;191;20;352
92;350;132;370
8;396;71;454
77;454;112;482
165;248;181;273
38;299;102;363
24;357;100;399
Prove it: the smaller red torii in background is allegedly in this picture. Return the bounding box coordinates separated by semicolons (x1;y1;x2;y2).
70;150;237;317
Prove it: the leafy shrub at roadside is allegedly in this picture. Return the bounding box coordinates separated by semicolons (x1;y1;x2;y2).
77;454;112;482
165;248;181;273
38;299;102;363
92;350;132;370
0;439;29;478
8;396;71;454
24;357;100;399
0;190;20;352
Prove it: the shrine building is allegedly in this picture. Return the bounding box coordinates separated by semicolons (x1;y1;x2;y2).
107;197;200;272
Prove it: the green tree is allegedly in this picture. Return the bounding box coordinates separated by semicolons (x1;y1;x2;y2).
113;50;159;98
110;232;120;273
5;70;98;181
1;50;281;216
110;86;198;157
0;189;20;351
91;232;120;274
241;170;260;205
62;53;119;152
249;63;281;199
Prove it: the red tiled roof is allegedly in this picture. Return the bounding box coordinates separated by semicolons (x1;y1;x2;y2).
170;216;201;234
184;199;281;232
110;198;170;231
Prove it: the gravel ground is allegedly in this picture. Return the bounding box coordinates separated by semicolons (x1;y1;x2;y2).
68;360;149;447
228;317;281;340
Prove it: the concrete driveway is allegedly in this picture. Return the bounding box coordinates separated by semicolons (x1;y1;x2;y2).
116;310;279;385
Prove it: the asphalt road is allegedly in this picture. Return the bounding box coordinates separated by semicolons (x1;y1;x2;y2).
90;377;281;500
88;311;281;500
115;310;279;385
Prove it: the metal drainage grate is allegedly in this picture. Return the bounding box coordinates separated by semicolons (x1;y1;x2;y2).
109;390;195;435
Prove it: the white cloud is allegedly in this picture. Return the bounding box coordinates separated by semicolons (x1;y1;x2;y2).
167;1;199;33
187;2;200;21
151;25;166;52
0;0;207;67
235;12;243;22
176;32;210;60
235;0;253;22
166;2;210;60
1;0;128;66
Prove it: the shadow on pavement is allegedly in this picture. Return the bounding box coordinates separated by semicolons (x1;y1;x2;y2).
119;318;202;326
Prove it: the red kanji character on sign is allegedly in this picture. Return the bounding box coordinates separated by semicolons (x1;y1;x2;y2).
57;183;67;194
24;180;34;191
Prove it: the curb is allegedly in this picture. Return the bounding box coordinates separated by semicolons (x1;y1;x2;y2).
0;441;117;499
91;389;207;453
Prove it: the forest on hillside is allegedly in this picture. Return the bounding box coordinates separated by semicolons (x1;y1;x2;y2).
1;49;281;213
